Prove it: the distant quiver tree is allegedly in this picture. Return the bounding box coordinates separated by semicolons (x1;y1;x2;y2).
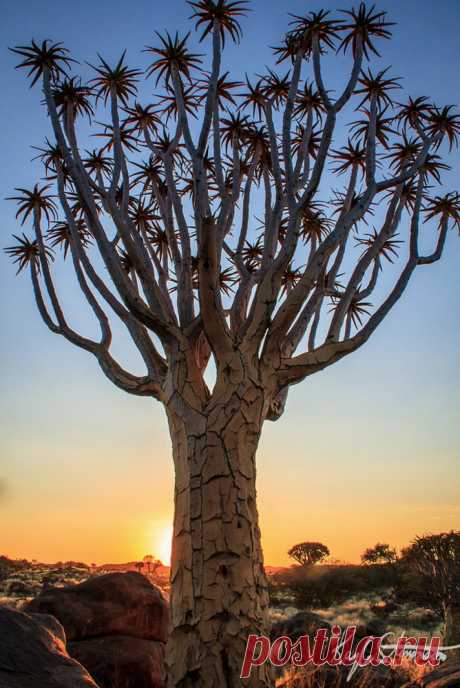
288;541;330;566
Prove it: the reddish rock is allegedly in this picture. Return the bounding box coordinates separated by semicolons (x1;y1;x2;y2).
0;605;99;688
25;572;169;642
69;636;166;688
33;612;67;644
25;573;168;688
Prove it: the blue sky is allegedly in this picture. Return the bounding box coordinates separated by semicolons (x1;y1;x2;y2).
0;0;459;565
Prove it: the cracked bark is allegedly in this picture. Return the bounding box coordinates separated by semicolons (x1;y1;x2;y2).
165;370;272;688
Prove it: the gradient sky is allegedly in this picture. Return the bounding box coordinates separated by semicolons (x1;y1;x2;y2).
0;0;459;566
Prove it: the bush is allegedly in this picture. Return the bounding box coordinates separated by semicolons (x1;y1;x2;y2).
271;564;398;610
0;556;28;582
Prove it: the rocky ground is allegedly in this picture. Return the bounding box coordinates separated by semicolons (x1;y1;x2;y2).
0;557;458;687
0;570;168;688
0;557;170;607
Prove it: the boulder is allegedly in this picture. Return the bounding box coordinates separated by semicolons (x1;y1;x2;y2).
0;605;99;688
69;636;166;688
25;572;168;642
25;573;169;688
32;612;67;644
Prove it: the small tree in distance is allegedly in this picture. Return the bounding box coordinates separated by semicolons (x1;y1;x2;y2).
288;541;330;567
361;542;397;565
143;554;161;576
5;1;460;685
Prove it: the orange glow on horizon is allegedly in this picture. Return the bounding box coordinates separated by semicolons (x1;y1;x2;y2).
155;524;173;566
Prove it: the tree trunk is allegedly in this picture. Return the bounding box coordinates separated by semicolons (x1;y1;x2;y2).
165;381;273;688
443;604;460;655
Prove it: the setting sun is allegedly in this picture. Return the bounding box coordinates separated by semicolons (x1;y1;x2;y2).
155;525;173;566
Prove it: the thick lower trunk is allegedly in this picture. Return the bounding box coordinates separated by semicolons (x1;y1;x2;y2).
165;387;272;688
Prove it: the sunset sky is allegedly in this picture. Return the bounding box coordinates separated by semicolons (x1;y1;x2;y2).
0;0;459;567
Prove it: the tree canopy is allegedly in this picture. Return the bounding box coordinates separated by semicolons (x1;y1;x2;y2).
361;542;397;565
5;2;459;420
288;541;330;566
401;531;460;614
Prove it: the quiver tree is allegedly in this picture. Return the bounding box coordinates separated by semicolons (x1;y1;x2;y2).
5;2;460;686
361;542;397;565
143;554;162;576
288;541;330;567
402;532;460;649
